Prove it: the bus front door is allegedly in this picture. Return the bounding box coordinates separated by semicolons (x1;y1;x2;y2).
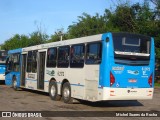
37;51;46;90
21;54;27;86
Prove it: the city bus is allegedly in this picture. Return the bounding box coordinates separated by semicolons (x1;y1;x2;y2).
5;48;22;88
5;32;155;103
0;50;7;81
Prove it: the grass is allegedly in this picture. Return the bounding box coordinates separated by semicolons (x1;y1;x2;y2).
154;83;160;87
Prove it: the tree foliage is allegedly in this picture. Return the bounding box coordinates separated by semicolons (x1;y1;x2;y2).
2;34;29;50
1;0;160;58
1;31;48;50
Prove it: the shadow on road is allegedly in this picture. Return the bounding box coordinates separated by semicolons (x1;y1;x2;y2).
77;99;143;107
19;88;49;96
0;81;5;85
16;87;143;108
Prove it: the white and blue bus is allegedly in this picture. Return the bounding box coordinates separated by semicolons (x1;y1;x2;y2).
5;32;155;103
0;50;7;81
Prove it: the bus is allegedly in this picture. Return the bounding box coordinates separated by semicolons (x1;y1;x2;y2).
5;32;155;103
0;50;7;81
5;48;22;88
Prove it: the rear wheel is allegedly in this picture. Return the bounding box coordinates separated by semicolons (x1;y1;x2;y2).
62;82;73;104
49;81;61;101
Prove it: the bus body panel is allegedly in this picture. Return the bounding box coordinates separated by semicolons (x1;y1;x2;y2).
22;34;102;101
5;72;21;86
44;67;86;99
5;48;22;87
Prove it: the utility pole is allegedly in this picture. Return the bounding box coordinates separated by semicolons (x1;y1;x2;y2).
55;29;64;41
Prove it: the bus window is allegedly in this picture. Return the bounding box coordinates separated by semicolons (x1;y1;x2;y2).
27;51;32;72
6;55;13;71
86;42;102;64
58;46;70;68
112;33;151;65
47;48;57;68
0;50;7;62
70;44;85;68
12;54;20;72
27;51;37;73
32;51;37;73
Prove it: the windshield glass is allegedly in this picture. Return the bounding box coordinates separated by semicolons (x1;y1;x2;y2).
112;33;151;65
0;50;7;64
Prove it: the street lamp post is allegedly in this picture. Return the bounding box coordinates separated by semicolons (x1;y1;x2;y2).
55;30;63;41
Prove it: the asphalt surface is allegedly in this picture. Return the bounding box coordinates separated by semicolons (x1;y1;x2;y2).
0;81;160;120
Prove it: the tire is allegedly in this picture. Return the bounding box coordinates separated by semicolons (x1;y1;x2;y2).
49;81;61;101
62;82;73;104
12;77;18;90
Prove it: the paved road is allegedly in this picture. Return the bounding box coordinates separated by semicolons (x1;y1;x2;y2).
0;82;160;120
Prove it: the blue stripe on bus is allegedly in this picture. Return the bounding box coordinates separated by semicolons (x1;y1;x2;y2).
56;82;84;87
25;79;37;81
26;79;49;83
25;79;84;87
70;84;84;87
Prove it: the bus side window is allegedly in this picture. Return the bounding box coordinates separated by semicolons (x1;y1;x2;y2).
10;54;20;72
32;50;37;73
6;57;12;71
47;47;57;68
27;51;32;72
86;42;102;64
70;44;85;68
57;46;70;68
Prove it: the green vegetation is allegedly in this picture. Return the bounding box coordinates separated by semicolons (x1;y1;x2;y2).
154;83;160;87
1;0;160;58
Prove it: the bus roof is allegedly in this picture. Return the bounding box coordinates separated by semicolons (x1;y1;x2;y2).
22;34;103;52
8;48;22;54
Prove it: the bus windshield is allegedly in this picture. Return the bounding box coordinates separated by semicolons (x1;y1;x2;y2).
0;50;7;65
112;33;151;65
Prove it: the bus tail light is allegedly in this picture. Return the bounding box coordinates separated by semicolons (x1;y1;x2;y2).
110;72;115;87
148;74;153;87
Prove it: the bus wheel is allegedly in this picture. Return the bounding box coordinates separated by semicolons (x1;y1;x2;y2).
62;82;73;104
12;77;18;90
49;81;61;101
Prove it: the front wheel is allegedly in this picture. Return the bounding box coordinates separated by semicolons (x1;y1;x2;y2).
12;77;18;90
62;82;73;104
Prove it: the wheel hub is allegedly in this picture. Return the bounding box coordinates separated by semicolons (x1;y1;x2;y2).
63;87;70;99
13;80;17;88
51;86;56;96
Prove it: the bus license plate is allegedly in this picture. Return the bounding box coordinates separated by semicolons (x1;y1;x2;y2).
128;79;137;83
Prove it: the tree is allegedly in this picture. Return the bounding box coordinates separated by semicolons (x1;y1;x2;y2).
1;31;49;50
67;12;118;39
28;31;48;46
2;34;30;50
48;28;68;42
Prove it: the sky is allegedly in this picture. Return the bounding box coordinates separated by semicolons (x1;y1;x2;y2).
0;0;144;44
